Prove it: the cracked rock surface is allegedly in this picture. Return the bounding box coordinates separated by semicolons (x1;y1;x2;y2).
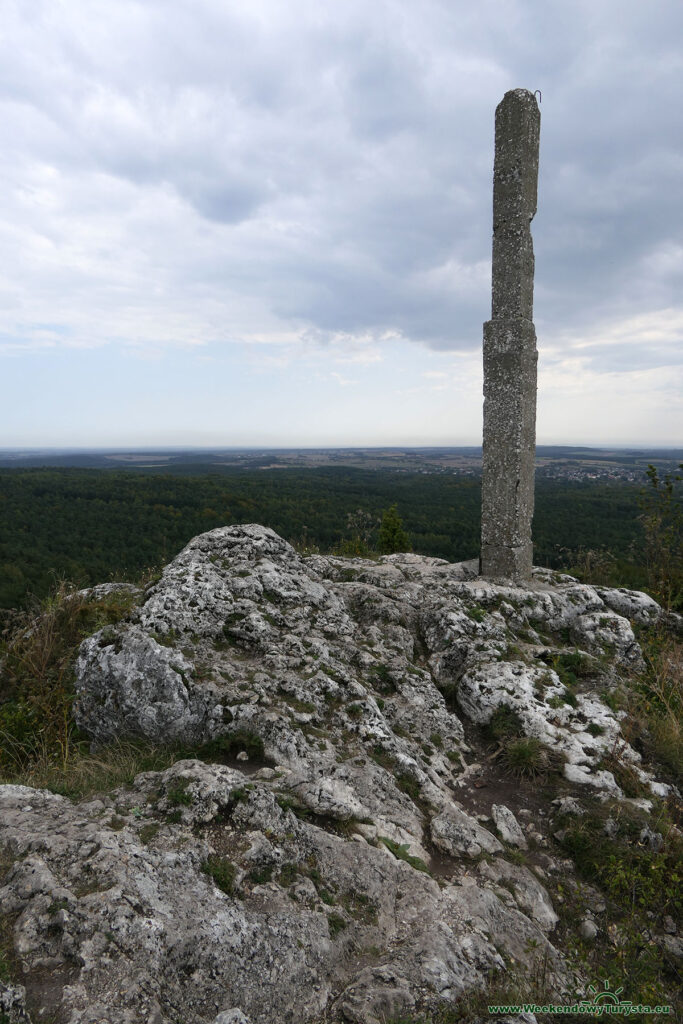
1;524;677;1024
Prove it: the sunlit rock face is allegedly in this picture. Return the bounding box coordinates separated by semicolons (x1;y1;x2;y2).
1;525;676;1024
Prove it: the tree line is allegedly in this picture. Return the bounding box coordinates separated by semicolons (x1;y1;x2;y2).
0;465;672;609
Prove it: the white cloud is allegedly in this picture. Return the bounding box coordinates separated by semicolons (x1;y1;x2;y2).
0;0;681;443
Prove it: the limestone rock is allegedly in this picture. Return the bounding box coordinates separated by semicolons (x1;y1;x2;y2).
0;524;673;1022
73;524;663;799
491;804;528;849
74;626;220;745
0;981;31;1024
552;797;585;817
0;771;564;1024
594;586;662;625
431;806;503;859
478;859;559;933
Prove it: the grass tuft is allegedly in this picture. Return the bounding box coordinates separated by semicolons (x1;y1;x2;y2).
202;856;238;895
500;737;563;780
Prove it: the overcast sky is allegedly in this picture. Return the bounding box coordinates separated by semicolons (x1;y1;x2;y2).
1;0;681;447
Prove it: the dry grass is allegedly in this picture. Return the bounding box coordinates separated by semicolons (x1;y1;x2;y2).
499;736;564;780
0;580;139;784
620;632;683;787
0;735;184;800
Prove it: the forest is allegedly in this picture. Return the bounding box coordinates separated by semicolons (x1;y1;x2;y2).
0;465;669;610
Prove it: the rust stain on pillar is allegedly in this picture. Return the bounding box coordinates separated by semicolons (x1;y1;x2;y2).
481;88;540;580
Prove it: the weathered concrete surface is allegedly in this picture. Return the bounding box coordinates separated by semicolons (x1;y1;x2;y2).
481;88;540;580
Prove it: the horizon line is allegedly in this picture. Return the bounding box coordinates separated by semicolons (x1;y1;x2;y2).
1;443;682;453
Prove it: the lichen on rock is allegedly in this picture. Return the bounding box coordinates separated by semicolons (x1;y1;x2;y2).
1;524;678;1023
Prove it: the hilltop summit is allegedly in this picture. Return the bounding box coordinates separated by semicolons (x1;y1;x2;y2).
1;525;679;1023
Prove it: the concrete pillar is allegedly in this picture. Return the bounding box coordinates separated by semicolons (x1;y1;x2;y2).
481;89;540;580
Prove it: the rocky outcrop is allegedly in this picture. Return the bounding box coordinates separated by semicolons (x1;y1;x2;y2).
0;525;677;1024
0;769;566;1024
74;525;666;800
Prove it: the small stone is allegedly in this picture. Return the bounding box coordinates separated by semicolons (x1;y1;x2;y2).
603;819;618;838
579;919;598;941
236;751;249;762
660;934;683;958
552;797;585;817
639;827;663;852
212;1012;251;1024
663;915;676;935
0;980;30;1021
492;805;528;850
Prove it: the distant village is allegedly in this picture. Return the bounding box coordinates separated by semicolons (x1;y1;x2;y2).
535;463;644;482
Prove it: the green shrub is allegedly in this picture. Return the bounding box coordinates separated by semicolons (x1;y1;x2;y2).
202;856;238;895
327;912;347;937
559;804;681;906
552;649;594;689
278;863;299;887
379;836;430;874
139;824;159;845
0;582;138;777
247;865;273;885
638;463;682;611
167;777;193;806
367;663;396;694
486;704;523;740
620;629;682;787
195;730;265;764
378;506;410;554
395;770;421;803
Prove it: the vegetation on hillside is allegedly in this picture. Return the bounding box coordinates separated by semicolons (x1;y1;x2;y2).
0;462;681;1020
2;465;676;609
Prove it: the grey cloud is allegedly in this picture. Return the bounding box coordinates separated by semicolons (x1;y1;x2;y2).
0;0;681;370
179;175;269;224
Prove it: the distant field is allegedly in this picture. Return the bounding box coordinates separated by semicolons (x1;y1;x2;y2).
0;444;680;477
0;464;657;608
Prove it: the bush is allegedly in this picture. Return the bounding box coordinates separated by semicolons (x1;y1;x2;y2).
486;704;524;740
619;628;683;788
195;730;266;764
639;463;683;611
378;505;410;554
202;856;238;895
0;582;138;777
